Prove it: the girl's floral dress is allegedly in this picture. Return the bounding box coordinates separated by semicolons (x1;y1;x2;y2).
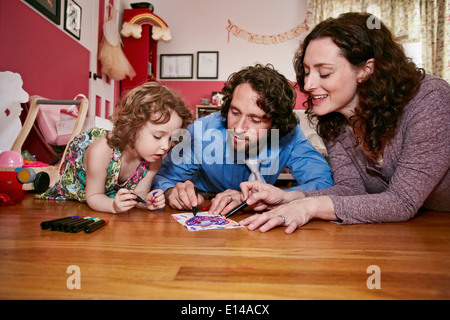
35;128;151;202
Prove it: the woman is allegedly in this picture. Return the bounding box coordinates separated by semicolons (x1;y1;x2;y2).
238;12;450;233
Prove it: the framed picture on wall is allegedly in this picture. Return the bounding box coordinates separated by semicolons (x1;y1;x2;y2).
64;0;82;40
25;0;61;25
197;51;219;79
160;54;194;79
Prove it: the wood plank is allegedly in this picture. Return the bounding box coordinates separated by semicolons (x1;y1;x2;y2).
0;194;449;300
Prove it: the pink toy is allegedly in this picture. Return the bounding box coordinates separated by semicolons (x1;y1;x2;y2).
0;151;24;167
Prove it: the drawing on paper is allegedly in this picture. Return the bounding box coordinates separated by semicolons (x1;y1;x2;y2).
172;212;243;231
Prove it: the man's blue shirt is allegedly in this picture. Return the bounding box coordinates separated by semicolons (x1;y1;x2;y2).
153;112;333;193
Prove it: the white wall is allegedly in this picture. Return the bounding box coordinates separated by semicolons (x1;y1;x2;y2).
120;0;307;81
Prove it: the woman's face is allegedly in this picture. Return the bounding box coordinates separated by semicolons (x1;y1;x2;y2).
303;37;367;119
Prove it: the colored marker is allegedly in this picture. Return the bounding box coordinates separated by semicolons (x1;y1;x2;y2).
192;187;199;216
54;216;86;231
70;218;100;233
40;216;79;230
114;185;146;204
63;217;92;232
225;200;248;219
132;192;147;204
65;217;94;233
84;218;109;233
49;216;83;231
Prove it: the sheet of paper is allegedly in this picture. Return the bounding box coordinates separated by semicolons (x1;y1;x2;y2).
172;212;243;231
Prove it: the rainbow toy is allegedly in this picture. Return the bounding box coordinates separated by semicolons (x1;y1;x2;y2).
129;12;168;28
121;12;171;41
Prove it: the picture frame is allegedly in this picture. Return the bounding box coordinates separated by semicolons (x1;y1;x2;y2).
64;0;82;40
25;0;61;25
197;51;219;79
160;54;194;79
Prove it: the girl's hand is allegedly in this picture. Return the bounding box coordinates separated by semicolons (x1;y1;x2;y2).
113;188;139;213
146;189;165;210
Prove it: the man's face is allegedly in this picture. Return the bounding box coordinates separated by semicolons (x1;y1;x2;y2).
227;83;273;155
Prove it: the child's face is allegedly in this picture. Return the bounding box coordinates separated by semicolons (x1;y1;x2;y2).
134;110;183;162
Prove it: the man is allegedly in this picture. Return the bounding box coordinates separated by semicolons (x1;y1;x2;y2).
153;64;332;215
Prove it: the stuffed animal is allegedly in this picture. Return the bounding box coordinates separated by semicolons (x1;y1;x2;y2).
0;71;29;153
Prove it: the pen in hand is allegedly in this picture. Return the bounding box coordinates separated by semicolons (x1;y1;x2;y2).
225;200;248;219
113;185;147;204
192;186;198;216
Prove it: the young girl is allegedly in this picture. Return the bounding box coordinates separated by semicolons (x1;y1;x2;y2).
36;82;193;214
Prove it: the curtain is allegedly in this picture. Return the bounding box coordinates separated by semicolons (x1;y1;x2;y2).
420;0;449;81
305;0;449;82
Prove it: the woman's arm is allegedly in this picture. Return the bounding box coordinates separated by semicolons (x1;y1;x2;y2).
331;82;450;224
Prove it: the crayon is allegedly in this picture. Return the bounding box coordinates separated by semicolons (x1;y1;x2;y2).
40;216;79;230
84;218;109;233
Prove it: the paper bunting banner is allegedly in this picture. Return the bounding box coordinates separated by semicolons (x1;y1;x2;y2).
226;19;308;44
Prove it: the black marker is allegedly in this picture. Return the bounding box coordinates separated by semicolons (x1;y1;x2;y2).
114;185;147;204
192;187;199;216
40;215;79;230
225;200;248;219
84;218;109;233
131;192;147;204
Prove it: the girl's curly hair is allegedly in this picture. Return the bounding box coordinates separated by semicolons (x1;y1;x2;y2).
220;64;298;138
294;12;424;154
107;82;193;151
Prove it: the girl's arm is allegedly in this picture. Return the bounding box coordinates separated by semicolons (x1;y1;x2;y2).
84;137;138;213
132;157;165;210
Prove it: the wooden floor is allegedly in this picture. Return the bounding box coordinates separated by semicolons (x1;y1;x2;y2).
0;194;449;300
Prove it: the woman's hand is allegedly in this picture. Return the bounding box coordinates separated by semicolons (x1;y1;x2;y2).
239;196;337;234
240;181;303;211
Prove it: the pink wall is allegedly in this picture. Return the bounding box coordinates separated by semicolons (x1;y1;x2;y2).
0;0;90;163
160;80;307;113
0;0;89;99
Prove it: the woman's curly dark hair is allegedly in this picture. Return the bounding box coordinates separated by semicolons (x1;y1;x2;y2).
294;12;425;154
107;82;193;152
220;64;298;138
